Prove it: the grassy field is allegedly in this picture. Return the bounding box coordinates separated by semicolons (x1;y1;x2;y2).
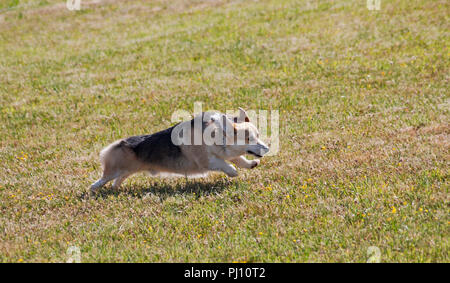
0;0;448;262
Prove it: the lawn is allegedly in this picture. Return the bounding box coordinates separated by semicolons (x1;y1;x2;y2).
0;0;448;262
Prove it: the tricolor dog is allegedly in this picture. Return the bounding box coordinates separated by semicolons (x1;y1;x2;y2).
90;108;270;193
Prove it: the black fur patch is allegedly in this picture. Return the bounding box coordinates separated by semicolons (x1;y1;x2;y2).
121;125;182;164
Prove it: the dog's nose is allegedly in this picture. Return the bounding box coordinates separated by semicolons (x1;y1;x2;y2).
259;144;270;154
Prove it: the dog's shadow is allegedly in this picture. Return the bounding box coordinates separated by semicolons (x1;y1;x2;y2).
86;178;236;201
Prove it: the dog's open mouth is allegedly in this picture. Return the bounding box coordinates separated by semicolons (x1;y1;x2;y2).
247;151;263;158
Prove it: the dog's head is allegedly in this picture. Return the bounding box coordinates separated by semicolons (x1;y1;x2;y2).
213;108;270;158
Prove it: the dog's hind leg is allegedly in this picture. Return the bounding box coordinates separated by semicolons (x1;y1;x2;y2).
112;172;133;189
90;175;115;194
91;140;129;193
90;169;121;194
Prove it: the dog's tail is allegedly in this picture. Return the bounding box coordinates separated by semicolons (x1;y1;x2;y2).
99;140;122;169
99;139;140;174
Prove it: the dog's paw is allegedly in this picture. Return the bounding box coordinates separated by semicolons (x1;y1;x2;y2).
250;159;260;169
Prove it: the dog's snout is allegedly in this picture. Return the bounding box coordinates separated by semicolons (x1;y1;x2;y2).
258;143;270;154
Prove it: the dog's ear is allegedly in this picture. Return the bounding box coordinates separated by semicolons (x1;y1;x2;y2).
238;107;250;123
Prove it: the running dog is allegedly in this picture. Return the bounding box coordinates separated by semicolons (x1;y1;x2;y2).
90;108;270;193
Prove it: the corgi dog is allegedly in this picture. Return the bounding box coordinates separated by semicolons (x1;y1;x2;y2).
90;108;270;193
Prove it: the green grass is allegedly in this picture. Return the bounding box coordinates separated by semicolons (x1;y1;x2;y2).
0;0;448;262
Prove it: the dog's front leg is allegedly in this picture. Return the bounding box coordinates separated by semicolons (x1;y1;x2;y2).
208;157;238;177
230;156;260;169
